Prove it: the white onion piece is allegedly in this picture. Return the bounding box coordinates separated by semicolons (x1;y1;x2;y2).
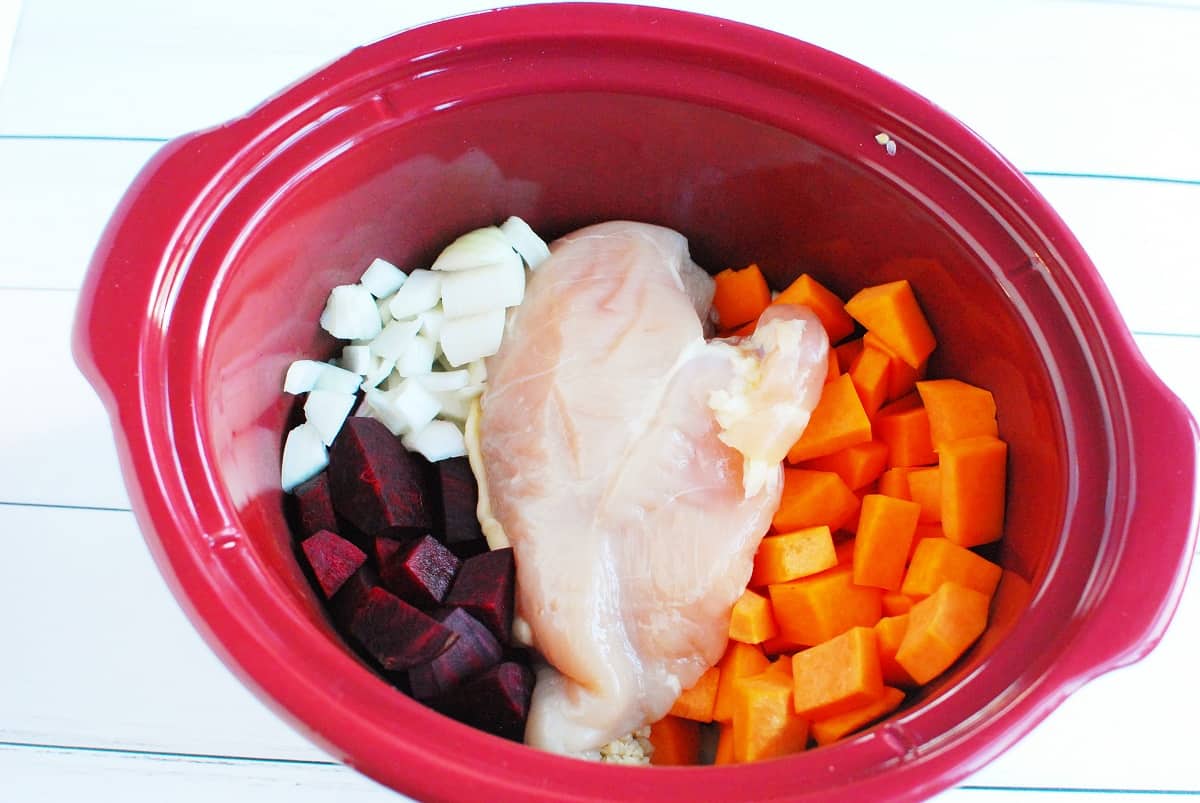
431;226;518;272
360;258;406;298
414;369;470;393
388;269;441;319
381;370;406;392
390;379;442;434
500;216;550;269
284;360;327;394
439;259;525;319
418;306;445;342
281;423;328;491
360;358;396;390
396;333;437;377
377;296;394;327
402;419;467;461
362;388;408;435
458;383;484;399
439;307;506;367
370;317;421;360
319;284;382;341
435;390;473;422
466;359;487;385
304;389;356;446
314;363;363;395
340;345;373;375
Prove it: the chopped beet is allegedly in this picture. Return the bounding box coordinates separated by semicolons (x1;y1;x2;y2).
434;457;485;544
292;472;338;538
379;534;461;608
348;587;458;671
334;513;372;552
328;417;431;537
373;536;404;570
435;662;534;742
448;538;490;561
503;645;536;667
408;608;502;700
329;564;378;629
300;530;367;598
445;548;515;645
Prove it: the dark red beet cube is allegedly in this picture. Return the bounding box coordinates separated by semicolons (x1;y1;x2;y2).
292;472;338;538
408;608;502;700
445;548;515;645
334;513;371;552
328;417;431;537
448;538;490;561
373;536;404;570
329;564;378;629
435;662;534;742
434;457;485;544
300;530;367;598
379;534;461;608
348;587;458;671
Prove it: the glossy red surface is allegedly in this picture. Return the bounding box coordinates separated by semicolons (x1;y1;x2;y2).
72;5;1198;801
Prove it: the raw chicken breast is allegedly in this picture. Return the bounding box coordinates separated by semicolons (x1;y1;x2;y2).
477;221;828;756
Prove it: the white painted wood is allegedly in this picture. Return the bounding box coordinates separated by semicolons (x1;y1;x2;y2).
0;289;129;509
0;138;161;290
0;505;328;761
0;745;404;803
1028;175;1200;339
0;0;20;89
0;1;1198;183
0;743;1171;803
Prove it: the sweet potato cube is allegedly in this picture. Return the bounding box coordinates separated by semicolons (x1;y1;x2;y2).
786;374;873;463
895;582;990;684
901;538;1002;600
791;626;884;719
940;435;1007;547
769;565;882;647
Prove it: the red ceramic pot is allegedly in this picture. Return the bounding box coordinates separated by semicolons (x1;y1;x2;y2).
73;5;1198;801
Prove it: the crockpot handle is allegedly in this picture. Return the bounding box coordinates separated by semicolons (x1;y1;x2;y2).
72;127;248;545
1059;360;1198;682
73;129;236;408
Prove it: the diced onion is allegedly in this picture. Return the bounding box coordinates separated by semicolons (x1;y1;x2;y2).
388;269;442;319
359;258;407;298
466;359;487;385
313;363;364;395
402;419;467;461
370;318;422;360
319;284;382;341
414;370;470;393
360;357;396;390
431;226;518;272
388;379;442;434
500;216;551;269
439;259;525;319
284;360;327;394
303;389;356;446
362;388;408;435
377;296;394;327
395;333;437;378
439;308;507;367
340;344;373;375
418;306;445;342
281;423;328;492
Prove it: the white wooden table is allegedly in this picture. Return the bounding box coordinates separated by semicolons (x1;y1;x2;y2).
2;1;1198;800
